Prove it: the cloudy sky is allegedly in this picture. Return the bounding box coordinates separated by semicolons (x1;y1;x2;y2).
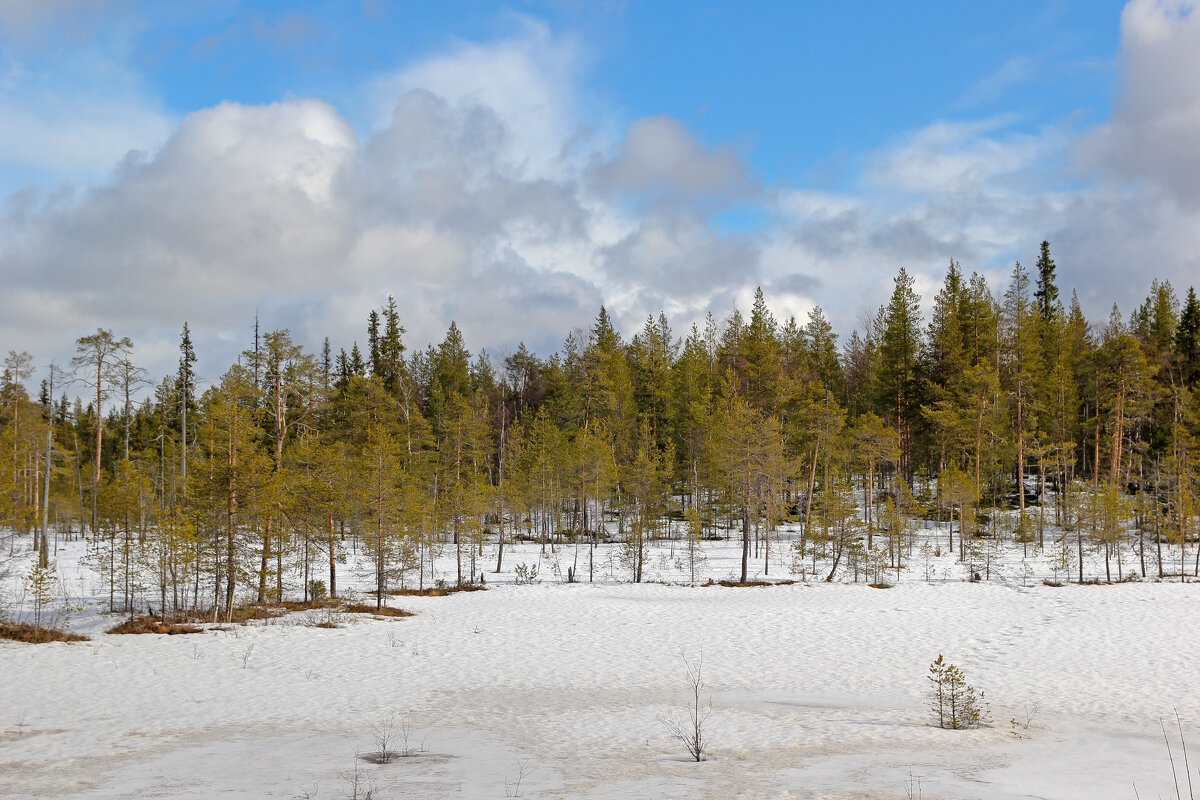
2;0;1198;387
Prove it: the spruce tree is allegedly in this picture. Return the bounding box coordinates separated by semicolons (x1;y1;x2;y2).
1176;287;1200;387
377;295;406;394
1034;240;1059;323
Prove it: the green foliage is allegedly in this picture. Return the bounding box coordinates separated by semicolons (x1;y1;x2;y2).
8;260;1200;611
26;558;57;630
927;654;989;730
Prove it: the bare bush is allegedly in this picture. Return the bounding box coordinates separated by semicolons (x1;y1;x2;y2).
369;713;425;764
340;757;376;800
1154;710;1195;800
658;651;711;761
504;759;532;797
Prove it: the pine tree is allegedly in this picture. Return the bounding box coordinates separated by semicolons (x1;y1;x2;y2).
712;390;783;583
803;306;842;395
621;422;673;582
877;268;923;482
71;329;133;532
742;287;783;411
1098;306;1152;484
178;323;197;501
629;313;677;452
1002;261;1038;521
195;365;270;617
853;412;899;550
928;655;988;729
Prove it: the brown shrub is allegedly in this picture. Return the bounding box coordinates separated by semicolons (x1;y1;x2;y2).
342;604;413;617
387;585;487;597
0;623;90;644
107;615;204;635
278;600;338;612
708;579;797;588
229;605;289;622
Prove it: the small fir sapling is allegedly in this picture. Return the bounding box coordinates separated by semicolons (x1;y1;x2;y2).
927;654;989;729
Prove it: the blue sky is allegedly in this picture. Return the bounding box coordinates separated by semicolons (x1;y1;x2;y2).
3;1;1125;188
1;0;1196;381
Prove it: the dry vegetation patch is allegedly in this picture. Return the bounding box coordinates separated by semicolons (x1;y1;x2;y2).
342;604;413;617
388;585;487;597
0;622;90;644
107;616;204;635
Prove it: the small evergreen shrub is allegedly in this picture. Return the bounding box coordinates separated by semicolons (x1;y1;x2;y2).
928;654;989;729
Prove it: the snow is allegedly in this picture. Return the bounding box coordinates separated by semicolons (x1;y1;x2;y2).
1;529;1198;799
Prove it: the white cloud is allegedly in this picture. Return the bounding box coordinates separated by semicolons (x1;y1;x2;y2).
592;114;754;203
1081;0;1200;208
0;34;647;379
368;17;583;180
865;118;1058;197
955;55;1037;110
7;1;1200;390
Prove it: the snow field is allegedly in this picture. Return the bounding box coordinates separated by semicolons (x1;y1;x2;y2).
1;532;1198;799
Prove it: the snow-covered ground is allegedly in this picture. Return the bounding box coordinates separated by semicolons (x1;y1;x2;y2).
1;525;1198;799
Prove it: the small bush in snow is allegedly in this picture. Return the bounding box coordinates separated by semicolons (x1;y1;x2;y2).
927;654;989;729
658;651;711;761
513;563;539;585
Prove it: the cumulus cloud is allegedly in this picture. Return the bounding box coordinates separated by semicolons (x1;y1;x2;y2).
368;17;583;179
592;115;755;204
6;1;1200;389
767;0;1200;333
1082;0;1200;208
0;18;781;381
597;207;761;321
763;116;1069;332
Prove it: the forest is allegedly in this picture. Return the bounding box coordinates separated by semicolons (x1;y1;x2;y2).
3;241;1200;620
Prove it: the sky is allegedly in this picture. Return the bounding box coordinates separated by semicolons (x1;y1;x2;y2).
1;0;1198;389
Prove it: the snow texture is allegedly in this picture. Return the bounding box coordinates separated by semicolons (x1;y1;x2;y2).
1;529;1198;799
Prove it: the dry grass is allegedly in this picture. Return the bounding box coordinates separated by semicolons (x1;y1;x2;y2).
277;599;339;612
342;604;413;617
387;585;487;597
704;579;797;588
0;622;90;644
174;601;338;625
107;615;204;635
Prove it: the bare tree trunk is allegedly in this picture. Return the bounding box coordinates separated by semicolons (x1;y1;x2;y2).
327;515;337;599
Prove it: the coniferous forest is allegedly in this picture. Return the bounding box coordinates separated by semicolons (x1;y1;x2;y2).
4;242;1200;617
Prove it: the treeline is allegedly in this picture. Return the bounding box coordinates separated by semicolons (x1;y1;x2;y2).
2;242;1199;615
